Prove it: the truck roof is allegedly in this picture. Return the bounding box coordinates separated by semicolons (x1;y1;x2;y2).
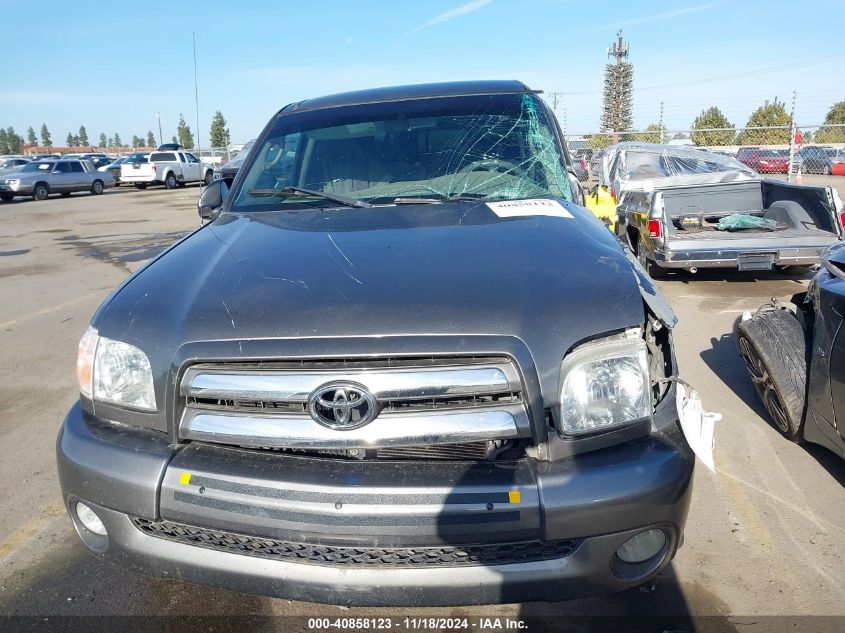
279;80;537;116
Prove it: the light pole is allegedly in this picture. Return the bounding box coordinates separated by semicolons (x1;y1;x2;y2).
155;112;163;147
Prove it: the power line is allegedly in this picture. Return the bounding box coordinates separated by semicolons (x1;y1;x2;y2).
556;53;845;96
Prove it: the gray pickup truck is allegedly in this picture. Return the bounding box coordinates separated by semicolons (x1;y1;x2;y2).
57;81;705;606
606;143;843;277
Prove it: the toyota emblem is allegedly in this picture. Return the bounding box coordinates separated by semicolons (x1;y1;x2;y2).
307;382;379;430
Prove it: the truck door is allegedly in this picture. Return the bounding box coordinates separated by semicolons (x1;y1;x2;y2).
185;152;202;181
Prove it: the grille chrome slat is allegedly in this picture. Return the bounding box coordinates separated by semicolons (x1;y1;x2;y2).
181;406;523;449
183;364;518;402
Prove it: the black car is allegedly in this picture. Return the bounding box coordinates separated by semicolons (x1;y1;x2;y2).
738;242;845;458
156;142;184;151
103;157;127;185
57;80;701;606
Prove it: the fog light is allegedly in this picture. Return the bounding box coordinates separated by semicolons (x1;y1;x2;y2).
616;529;666;563
75;502;107;536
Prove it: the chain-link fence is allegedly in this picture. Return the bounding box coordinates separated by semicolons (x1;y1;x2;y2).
565;124;845;185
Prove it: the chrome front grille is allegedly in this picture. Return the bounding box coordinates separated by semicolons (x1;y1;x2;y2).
178;356;529;451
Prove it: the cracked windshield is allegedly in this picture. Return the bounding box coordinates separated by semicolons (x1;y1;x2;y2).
232;92;571;211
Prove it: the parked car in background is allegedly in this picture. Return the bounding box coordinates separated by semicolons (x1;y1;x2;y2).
156;143;183;151
573;155;589;181
57;80;708;607
0;157;29;172
100;156;129;186
736;148;788;173
606;143;843;277
0;159;114;201
89;157;113;170
213;139;256;180
589;149;605;178
738;242;845;459
120;150;213;189
792;145;838;175
28;153;61;161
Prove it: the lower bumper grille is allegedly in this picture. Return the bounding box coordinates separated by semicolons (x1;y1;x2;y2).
132;518;581;568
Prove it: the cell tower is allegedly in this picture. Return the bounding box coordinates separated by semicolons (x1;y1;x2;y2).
601;30;634;141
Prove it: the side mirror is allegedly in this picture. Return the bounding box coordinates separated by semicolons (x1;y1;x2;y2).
197;178;230;221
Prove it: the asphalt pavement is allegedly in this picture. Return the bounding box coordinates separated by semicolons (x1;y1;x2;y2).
0;187;842;630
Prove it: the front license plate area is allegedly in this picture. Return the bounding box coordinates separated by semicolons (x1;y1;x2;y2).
738;253;775;271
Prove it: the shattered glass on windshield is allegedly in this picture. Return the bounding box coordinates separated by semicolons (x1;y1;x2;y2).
232;93;572;211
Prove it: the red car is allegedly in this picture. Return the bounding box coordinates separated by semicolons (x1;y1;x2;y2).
736;148;789;173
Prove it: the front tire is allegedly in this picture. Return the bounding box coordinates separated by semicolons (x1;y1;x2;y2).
203;170;213;186
33;183;49;200
0;193;14;202
164;173;178;189
737;309;807;441
91;180;104;195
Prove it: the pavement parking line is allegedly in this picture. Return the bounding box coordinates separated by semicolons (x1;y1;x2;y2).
0;502;66;561
0;292;104;330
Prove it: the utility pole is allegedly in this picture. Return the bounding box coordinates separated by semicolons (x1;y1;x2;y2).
193;32;201;156
155;112;163;146
659;102;665;144
602;30;633;144
788;91;798;183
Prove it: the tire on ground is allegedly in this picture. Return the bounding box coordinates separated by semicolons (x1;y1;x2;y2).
736;308;808;441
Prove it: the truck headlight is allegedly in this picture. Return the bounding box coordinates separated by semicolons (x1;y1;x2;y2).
76;325;157;411
559;336;651;435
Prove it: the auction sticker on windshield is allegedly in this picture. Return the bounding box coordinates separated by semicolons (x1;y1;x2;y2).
487;198;574;219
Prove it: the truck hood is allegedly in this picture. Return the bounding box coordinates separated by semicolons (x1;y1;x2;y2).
95;200;649;402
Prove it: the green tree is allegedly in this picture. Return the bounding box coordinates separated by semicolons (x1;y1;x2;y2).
27;126;37;146
171;135;178;144
131;135;141;148
737;98;791;145
73;135;80;146
588;134;613;150
40;123;51;147
78;125;89;146
113;132;122;147
66;132;74;147
99;133;107;148
690;106;735;146
176;114;194;149
146;130;156;147
209;110;230;148
631;122;667;143
5;128;22;153
815;101;845;143
0;129;8;154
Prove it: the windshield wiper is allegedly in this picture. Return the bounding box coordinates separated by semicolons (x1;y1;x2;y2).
247;186;372;208
392;193;487;204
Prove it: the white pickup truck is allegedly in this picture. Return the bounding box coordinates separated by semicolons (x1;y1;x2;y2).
120;150;214;189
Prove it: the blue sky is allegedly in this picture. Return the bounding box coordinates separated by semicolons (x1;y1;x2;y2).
2;0;843;146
